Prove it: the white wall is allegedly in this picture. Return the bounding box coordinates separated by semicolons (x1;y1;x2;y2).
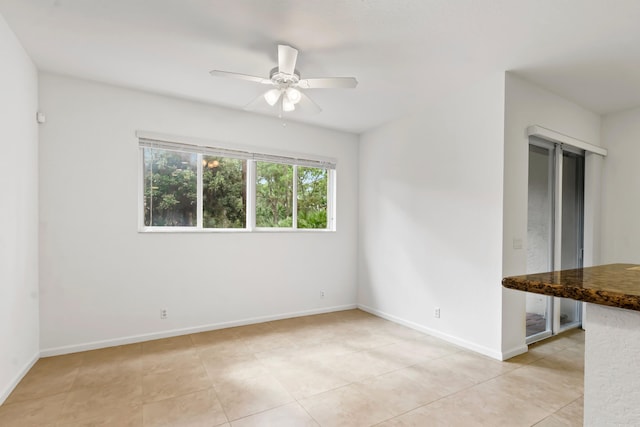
358;73;506;359
0;15;39;403
601;107;640;263
38;73;359;354
502;73;602;355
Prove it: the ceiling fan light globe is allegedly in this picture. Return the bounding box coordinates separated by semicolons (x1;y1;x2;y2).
286;87;302;104
264;89;282;106
282;95;296;112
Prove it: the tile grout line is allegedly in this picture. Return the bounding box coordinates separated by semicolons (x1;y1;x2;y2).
2;311;584;426
370;344;581;426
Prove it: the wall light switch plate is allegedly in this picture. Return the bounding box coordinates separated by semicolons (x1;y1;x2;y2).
513;238;523;250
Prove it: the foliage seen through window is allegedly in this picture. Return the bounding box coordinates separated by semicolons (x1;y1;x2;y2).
141;143;332;231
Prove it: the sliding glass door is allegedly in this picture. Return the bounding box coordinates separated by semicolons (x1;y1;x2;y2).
557;150;584;331
526;143;554;342
526;138;584;344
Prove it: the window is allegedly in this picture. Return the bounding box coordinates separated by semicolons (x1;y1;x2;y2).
297;166;328;229
254;163;329;229
139;136;335;232
202;156;247;228
143;148;197;227
256;162;293;227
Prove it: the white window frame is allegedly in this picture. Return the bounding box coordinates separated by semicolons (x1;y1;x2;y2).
253;159;336;232
137;132;337;233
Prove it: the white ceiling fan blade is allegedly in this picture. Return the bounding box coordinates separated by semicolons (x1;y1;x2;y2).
296;92;322;114
297;77;358;89
278;45;298;75
210;70;271;84
244;91;272;111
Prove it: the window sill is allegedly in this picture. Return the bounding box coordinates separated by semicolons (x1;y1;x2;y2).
138;227;336;234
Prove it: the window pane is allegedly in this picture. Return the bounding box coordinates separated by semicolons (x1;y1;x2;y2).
256;162;293;227
202;156;247;228
143;148;197;226
297;167;328;229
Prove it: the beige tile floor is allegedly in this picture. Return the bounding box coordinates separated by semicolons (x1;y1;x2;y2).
0;309;585;426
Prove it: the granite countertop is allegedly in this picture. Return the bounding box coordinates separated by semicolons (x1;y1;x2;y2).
502;263;640;311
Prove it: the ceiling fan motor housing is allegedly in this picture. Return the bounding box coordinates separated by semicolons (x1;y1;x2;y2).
269;67;300;88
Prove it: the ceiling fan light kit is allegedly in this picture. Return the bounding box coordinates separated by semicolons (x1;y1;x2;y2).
282;96;295;112
285;87;301;104
210;44;357;115
264;88;281;106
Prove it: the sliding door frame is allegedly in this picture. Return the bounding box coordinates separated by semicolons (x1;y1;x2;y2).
526;138;584;344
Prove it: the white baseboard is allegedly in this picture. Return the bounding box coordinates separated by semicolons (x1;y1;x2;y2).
501;345;528;360
357;304;508;360
0;352;39;405
40;304;357;357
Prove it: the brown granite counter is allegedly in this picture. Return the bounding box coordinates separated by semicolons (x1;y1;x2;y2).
502;263;640;311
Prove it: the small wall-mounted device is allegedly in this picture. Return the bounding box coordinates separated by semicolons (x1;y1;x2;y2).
36;112;46;124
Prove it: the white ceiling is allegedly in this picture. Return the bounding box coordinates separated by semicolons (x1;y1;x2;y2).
2;0;640;133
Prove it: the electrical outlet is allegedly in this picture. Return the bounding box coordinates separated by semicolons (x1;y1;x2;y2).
320;291;325;298
434;307;441;318
160;309;168;320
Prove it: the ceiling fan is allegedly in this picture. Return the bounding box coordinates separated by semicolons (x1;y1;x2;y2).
210;44;358;115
